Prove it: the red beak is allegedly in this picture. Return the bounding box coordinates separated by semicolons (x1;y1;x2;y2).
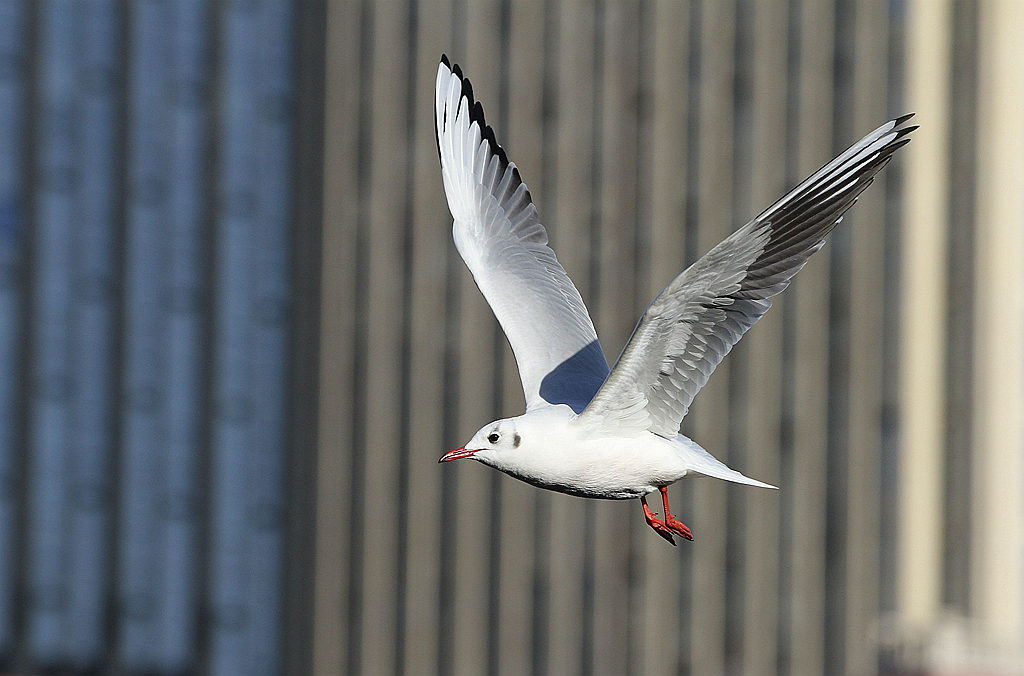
438;446;480;463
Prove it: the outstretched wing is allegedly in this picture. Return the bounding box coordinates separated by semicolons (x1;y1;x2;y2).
579;115;916;435
435;55;609;412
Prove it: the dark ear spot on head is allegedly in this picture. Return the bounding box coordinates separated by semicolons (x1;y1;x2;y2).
513;433;521;448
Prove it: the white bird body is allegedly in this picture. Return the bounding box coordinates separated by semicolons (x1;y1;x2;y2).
433;54;914;544
463;405;773;500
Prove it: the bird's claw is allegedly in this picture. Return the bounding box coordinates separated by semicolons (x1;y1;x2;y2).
643;510;678;546
650;521;677;546
642;499;691;545
644;514;692;544
664;518;693;541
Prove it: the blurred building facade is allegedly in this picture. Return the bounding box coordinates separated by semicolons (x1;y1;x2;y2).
0;1;323;674
1;1;1022;675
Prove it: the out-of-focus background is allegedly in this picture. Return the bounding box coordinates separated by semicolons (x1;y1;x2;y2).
1;0;1022;675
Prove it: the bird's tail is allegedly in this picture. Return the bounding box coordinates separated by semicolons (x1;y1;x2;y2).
676;435;779;489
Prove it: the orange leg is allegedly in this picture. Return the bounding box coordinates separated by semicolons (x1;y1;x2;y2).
659;485;693;541
641;487;693;545
641;495;677;545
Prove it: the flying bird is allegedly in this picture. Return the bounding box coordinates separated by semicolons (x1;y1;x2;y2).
434;54;914;545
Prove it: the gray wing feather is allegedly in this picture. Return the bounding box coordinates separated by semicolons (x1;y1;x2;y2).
580;115;916;436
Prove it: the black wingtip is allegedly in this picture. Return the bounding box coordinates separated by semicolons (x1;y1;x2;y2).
892;124;919;141
887;138;913;153
441;58;513;169
471;100;486;125
437;56;525;198
479;123;508;164
894;112;915;125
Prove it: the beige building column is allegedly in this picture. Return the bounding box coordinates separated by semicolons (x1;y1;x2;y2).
972;0;1024;654
900;0;951;631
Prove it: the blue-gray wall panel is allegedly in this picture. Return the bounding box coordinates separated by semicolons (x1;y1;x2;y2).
66;1;120;666
0;1;311;671
118;0;171;668
27;1;78;661
2;1;309;672
210;3;260;673
159;1;210;670
245;5;292;672
0;0;26;655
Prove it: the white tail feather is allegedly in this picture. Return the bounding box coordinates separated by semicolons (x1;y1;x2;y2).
676;435;779;489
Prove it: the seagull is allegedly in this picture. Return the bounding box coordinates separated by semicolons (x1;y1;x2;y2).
434;54;915;545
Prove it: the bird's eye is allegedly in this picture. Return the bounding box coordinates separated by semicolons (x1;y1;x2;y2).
487;433;500;444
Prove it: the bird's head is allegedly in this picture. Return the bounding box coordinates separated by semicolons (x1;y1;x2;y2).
438;417;523;468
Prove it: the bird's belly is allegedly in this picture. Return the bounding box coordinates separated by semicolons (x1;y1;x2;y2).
497;466;649;499
496;440;688;500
